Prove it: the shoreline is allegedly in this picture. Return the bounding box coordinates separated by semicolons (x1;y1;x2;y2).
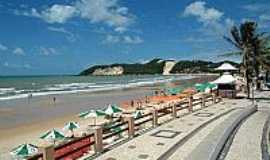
0;74;196;101
0;75;216;159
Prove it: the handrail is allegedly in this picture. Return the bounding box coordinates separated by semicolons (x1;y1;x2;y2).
103;127;129;140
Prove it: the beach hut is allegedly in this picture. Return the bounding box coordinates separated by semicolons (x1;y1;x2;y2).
212;72;236;98
10;144;38;159
40;129;65;144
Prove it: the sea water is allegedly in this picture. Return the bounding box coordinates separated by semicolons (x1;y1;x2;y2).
0;75;195;101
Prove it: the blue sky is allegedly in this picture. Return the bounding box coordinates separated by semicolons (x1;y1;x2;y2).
0;0;269;75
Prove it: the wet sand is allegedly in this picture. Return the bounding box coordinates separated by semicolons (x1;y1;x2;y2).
0;75;216;159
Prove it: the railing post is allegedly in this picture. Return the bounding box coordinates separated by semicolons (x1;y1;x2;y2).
188;96;193;112
201;94;206;107
94;126;103;153
171;103;177;118
124;116;135;138
152;109;158;127
40;145;55;160
212;93;217;104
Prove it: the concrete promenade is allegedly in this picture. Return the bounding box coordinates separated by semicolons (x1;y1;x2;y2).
89;99;250;160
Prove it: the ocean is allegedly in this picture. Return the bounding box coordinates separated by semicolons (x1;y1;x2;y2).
0;75;196;101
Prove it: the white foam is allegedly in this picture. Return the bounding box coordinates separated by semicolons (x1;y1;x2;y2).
0;75;197;101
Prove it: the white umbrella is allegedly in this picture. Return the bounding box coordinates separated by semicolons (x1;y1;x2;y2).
63;121;79;137
80;110;106;125
104;104;122;116
40;129;65;144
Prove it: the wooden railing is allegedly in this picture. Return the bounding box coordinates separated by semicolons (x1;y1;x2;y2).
27;93;220;160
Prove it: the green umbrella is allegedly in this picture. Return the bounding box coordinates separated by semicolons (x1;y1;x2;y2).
195;83;208;92
133;110;143;119
207;83;217;89
166;87;183;95
40;129;65;144
81;110;107;125
63;121;79;137
78;111;91;118
104;104;122;115
10;144;38;158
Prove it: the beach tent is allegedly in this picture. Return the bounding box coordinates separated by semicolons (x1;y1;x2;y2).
40;129;65;144
10;144;38;158
104;104;122;116
80;110;106;125
133;110;143;119
215;63;237;71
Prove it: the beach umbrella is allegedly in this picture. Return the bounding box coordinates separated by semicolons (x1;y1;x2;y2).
78;111;91;118
195;83;208;92
63;121;79;137
133;110;143;119
104;104;122;116
207;83;217;89
40;129;65;144
166;87;183;95
10;144;38;158
81;110;106;125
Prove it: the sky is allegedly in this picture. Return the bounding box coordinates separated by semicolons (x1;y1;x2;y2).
0;0;269;75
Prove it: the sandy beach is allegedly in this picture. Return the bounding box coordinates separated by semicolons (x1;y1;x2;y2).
0;76;215;159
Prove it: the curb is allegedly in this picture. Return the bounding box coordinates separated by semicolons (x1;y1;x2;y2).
211;105;258;160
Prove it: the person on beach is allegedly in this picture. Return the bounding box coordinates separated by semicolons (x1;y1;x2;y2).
53;97;56;103
27;93;33;103
131;100;134;108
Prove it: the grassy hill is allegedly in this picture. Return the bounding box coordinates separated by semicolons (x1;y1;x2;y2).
79;59;239;75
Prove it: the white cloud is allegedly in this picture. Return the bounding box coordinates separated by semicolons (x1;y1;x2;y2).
48;26;76;42
104;35;120;43
2;62;32;69
225;18;234;28
14;6;76;24
260;14;270;21
104;35;143;44
41;5;77;23
183;1;223;25
40;47;58;56
16;0;134;33
123;35;143;44
75;0;134;32
13;47;25;56
242;4;267;12
0;43;8;51
3;62;9;67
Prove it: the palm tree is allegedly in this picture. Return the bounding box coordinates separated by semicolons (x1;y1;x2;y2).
223;21;257;98
223;21;270;96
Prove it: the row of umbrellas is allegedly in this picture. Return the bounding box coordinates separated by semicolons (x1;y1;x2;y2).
10;104;143;158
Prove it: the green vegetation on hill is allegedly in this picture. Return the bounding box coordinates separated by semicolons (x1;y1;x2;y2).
79;59;165;75
170;60;239;73
79;59;239;75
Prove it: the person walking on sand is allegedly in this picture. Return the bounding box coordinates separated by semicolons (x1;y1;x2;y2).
27;93;32;103
53;97;56;103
